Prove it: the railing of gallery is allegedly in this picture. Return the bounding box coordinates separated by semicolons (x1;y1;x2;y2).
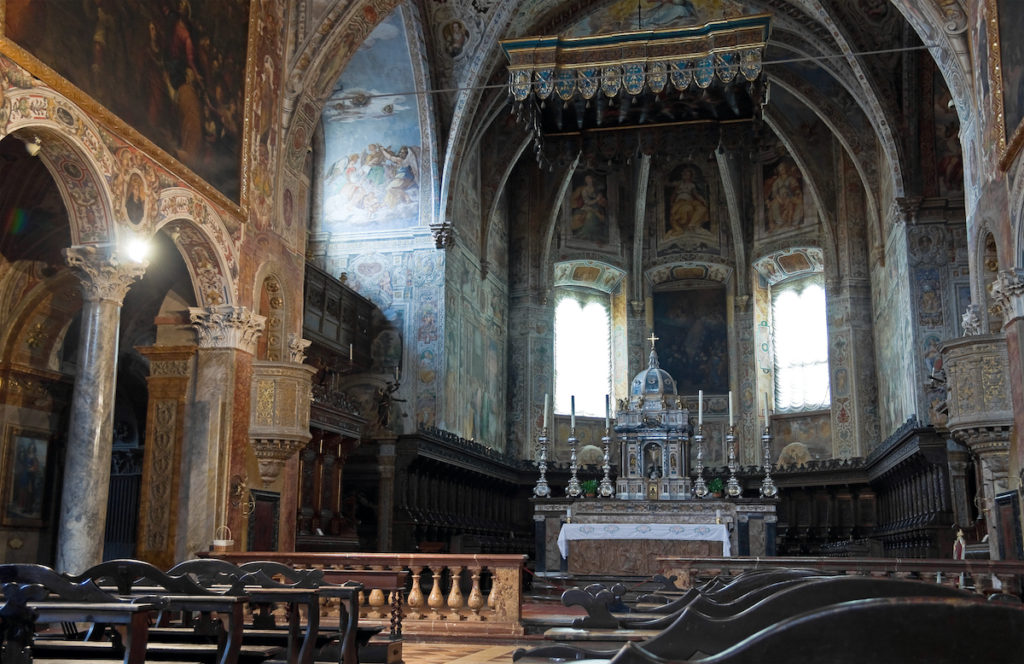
660;556;1024;597
211;552;527;635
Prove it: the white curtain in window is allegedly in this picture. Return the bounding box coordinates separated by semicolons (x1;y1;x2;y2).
555;296;611;417
773;280;830;411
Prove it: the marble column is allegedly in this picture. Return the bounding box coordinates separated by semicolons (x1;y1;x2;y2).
56;246;146;574
376;436;397;552
180;305;264;559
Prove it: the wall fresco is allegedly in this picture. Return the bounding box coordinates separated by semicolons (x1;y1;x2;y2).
320;8;422;232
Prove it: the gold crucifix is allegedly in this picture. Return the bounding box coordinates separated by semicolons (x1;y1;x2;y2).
648;332;659;351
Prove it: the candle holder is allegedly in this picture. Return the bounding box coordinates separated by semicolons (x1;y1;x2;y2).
533;427;551;498
726;425;742;498
760;424;778;498
598;429;615;498
693;425;708;498
566;428;582;498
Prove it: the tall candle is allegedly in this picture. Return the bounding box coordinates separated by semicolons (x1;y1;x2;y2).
349;343;353;361
544;393;551;430
698;390;703;426
605;394;611;430
571;395;576;429
764;393;770;426
728;391;734;428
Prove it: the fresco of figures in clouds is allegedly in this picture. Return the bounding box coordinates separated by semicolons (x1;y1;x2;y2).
320;8;423;233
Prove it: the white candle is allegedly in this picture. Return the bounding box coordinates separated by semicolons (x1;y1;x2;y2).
544;393;550;430
349;343;353;361
728;391;734;428
567;506;572;519
764;393;770;426
698;390;703;426
605;394;610;430
571;395;576;429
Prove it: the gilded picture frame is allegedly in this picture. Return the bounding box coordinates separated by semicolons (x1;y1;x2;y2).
988;0;1024;170
2;426;52;528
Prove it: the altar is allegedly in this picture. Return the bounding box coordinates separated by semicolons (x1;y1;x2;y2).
558;522;730;576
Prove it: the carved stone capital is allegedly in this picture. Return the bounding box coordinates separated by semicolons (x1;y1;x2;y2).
64;245;147;304
989;269;1024;327
430;222;453;249
287;334;312;363
889;196;922;226
189;305;266;353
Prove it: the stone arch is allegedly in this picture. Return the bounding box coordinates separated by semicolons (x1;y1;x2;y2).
153;188;238;308
2;86;118;247
975;226;1001;334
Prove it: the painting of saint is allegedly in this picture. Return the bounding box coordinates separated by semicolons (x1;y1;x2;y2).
569;172;609;244
663;164;710;240
764;158;804;231
933;86;963;196
654;287;728;393
4;432;49;525
124;174;146;225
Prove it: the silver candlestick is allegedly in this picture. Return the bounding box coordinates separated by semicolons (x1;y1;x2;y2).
760;424;778;498
533;427;551;498
693;425;708;498
726;425;741;497
566;428;582;498
598;429;615;498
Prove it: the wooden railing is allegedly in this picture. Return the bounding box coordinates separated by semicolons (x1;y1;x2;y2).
659;556;1024;597
209;552;527;636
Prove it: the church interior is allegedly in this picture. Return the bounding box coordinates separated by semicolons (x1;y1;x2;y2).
1;0;1024;659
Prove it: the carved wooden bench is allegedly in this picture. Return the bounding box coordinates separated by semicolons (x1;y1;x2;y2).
0;563;167;664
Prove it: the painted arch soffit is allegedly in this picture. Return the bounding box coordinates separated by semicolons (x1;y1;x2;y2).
646;261;735;288
752;246;824;286
554;260;626;294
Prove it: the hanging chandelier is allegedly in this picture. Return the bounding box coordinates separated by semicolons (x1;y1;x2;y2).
500;14;771;105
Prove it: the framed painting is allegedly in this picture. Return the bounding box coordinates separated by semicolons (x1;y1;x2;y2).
3;427;52;527
988;0;1024;169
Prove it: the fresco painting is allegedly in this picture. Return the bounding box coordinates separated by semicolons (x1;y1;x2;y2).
763;157;806;232
654;287;728;393
662;164;713;245
4;0;248;201
321;9;422;232
568;0;748;36
933;84;963;196
568;171;609;244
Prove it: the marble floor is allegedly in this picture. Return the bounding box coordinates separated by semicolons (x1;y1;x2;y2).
402;641;523;663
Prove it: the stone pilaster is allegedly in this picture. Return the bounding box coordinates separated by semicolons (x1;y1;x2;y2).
56;245;146;574
376;437;397;552
179;306;264;558
135;345;192;569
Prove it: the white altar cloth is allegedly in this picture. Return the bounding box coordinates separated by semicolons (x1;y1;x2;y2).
557;522;731;558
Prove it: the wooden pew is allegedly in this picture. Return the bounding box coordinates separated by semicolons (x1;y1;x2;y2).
0;563;164;664
61;559;255;664
602;597;1024;664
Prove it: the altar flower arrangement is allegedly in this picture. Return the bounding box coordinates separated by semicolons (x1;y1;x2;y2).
707;477;724;497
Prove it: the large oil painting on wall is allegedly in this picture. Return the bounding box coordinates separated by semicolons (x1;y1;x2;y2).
653;286;728;393
4;0;248;201
991;0;1024;167
321;8;423;233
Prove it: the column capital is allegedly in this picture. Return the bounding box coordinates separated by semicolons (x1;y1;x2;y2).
287;333;312;363
64;245;147;304
189;305;266;353
989;269;1024;328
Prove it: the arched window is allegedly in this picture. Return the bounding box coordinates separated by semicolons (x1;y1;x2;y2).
554;291;611;416
772;275;830;411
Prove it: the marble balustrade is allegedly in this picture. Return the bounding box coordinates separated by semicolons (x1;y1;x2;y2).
211;552;527;636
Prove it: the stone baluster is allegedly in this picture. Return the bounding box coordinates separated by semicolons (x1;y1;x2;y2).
367;565;388;618
446;565;465;620
427;566;445;618
56;246;146;574
466;566;485;621
406;566;426;619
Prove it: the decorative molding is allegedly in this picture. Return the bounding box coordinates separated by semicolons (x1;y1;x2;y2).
938;0;968;34
250;438;308;485
64;245;147;304
189;305;266;353
430;222;453;249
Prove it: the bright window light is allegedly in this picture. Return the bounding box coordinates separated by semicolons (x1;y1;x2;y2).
773;277;830;411
124;236;151;263
554;294;610;416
